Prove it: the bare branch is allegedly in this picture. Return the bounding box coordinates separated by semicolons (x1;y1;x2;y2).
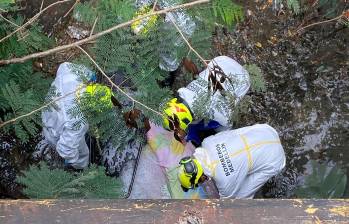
169;17;208;66
152;0;159;11
90;17;98;37
64;0;80;18
0;13;20;27
77;46;163;117
40;0;45;11
296;14;344;34
0;0;210;65
0;88;79;129
0;0;72;44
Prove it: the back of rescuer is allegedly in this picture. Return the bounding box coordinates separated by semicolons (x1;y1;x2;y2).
178;123;286;198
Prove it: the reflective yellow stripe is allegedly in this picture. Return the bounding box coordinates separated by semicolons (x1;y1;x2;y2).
204;138;281;174
240;135;253;171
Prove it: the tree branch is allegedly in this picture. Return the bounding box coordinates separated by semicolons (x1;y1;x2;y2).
90;16;98;37
40;0;45;11
0;13;20;28
0;88;79;129
296;14;344;34
0;0;210;65
169;17;208;67
64;0;80;18
0;0;73;44
77;46;163;117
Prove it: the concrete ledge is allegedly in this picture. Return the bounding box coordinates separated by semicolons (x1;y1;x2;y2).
0;199;348;223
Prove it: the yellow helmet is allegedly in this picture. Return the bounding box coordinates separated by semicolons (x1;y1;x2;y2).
178;157;204;191
163;98;193;131
84;84;114;107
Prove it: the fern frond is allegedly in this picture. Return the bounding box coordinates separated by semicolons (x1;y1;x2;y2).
1;81;41;143
244;64;266;93
286;0;301;14
212;0;244;26
17;162;124;199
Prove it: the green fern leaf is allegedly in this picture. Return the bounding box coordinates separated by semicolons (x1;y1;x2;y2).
17;162;124;199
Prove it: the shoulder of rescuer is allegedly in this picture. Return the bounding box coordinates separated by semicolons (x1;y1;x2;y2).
162;56;251;144
178;124;286;197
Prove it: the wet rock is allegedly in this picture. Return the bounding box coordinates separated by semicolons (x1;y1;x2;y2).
293;72;308;91
66;26;90;40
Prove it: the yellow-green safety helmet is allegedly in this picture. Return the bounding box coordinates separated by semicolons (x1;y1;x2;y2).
178;157;204;191
85;84;114;107
163;98;193;131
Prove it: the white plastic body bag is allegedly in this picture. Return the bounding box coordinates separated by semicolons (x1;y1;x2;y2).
42;62;93;169
193;124;286;198
178;56;250;127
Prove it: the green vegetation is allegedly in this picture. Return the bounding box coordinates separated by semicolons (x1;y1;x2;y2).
0;0;245;147
244;64;266;93
295;161;347;198
17;162;124;199
0;11;53;142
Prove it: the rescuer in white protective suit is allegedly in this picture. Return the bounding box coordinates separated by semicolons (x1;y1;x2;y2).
162;55;251;144
42;62;112;170
177;124;286;198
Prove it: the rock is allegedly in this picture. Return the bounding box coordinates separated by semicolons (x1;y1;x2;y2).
66;26;90;40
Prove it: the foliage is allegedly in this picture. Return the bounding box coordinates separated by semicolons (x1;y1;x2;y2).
212;0;244;26
17;162;124;199
1;0;245;147
0;82;41;143
286;0;300;14
191;86;214;122
244;64;266;93
284;0;345;18
295;160;347;198
68;87;146;150
72;0;244;134
190;63;264;126
0;3;53;142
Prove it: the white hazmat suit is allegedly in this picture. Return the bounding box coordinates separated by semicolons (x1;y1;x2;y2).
194;124;286;198
42;62;94;169
178;56;250;127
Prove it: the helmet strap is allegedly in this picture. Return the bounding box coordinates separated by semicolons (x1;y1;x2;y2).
180;157;198;189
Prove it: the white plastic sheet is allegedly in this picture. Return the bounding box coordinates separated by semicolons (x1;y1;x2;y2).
194;124;286;198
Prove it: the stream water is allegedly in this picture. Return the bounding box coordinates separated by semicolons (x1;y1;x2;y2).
216;1;349;197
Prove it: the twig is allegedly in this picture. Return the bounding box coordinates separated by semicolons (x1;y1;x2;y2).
17;32;29;41
296;14;344;33
0;88;80;129
64;0;80;18
152;0;158;11
40;0;45;11
0;0;72;44
90;17;98;37
77;46;163;117
0;0;210;65
0;14;20;27
169;17;208;66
